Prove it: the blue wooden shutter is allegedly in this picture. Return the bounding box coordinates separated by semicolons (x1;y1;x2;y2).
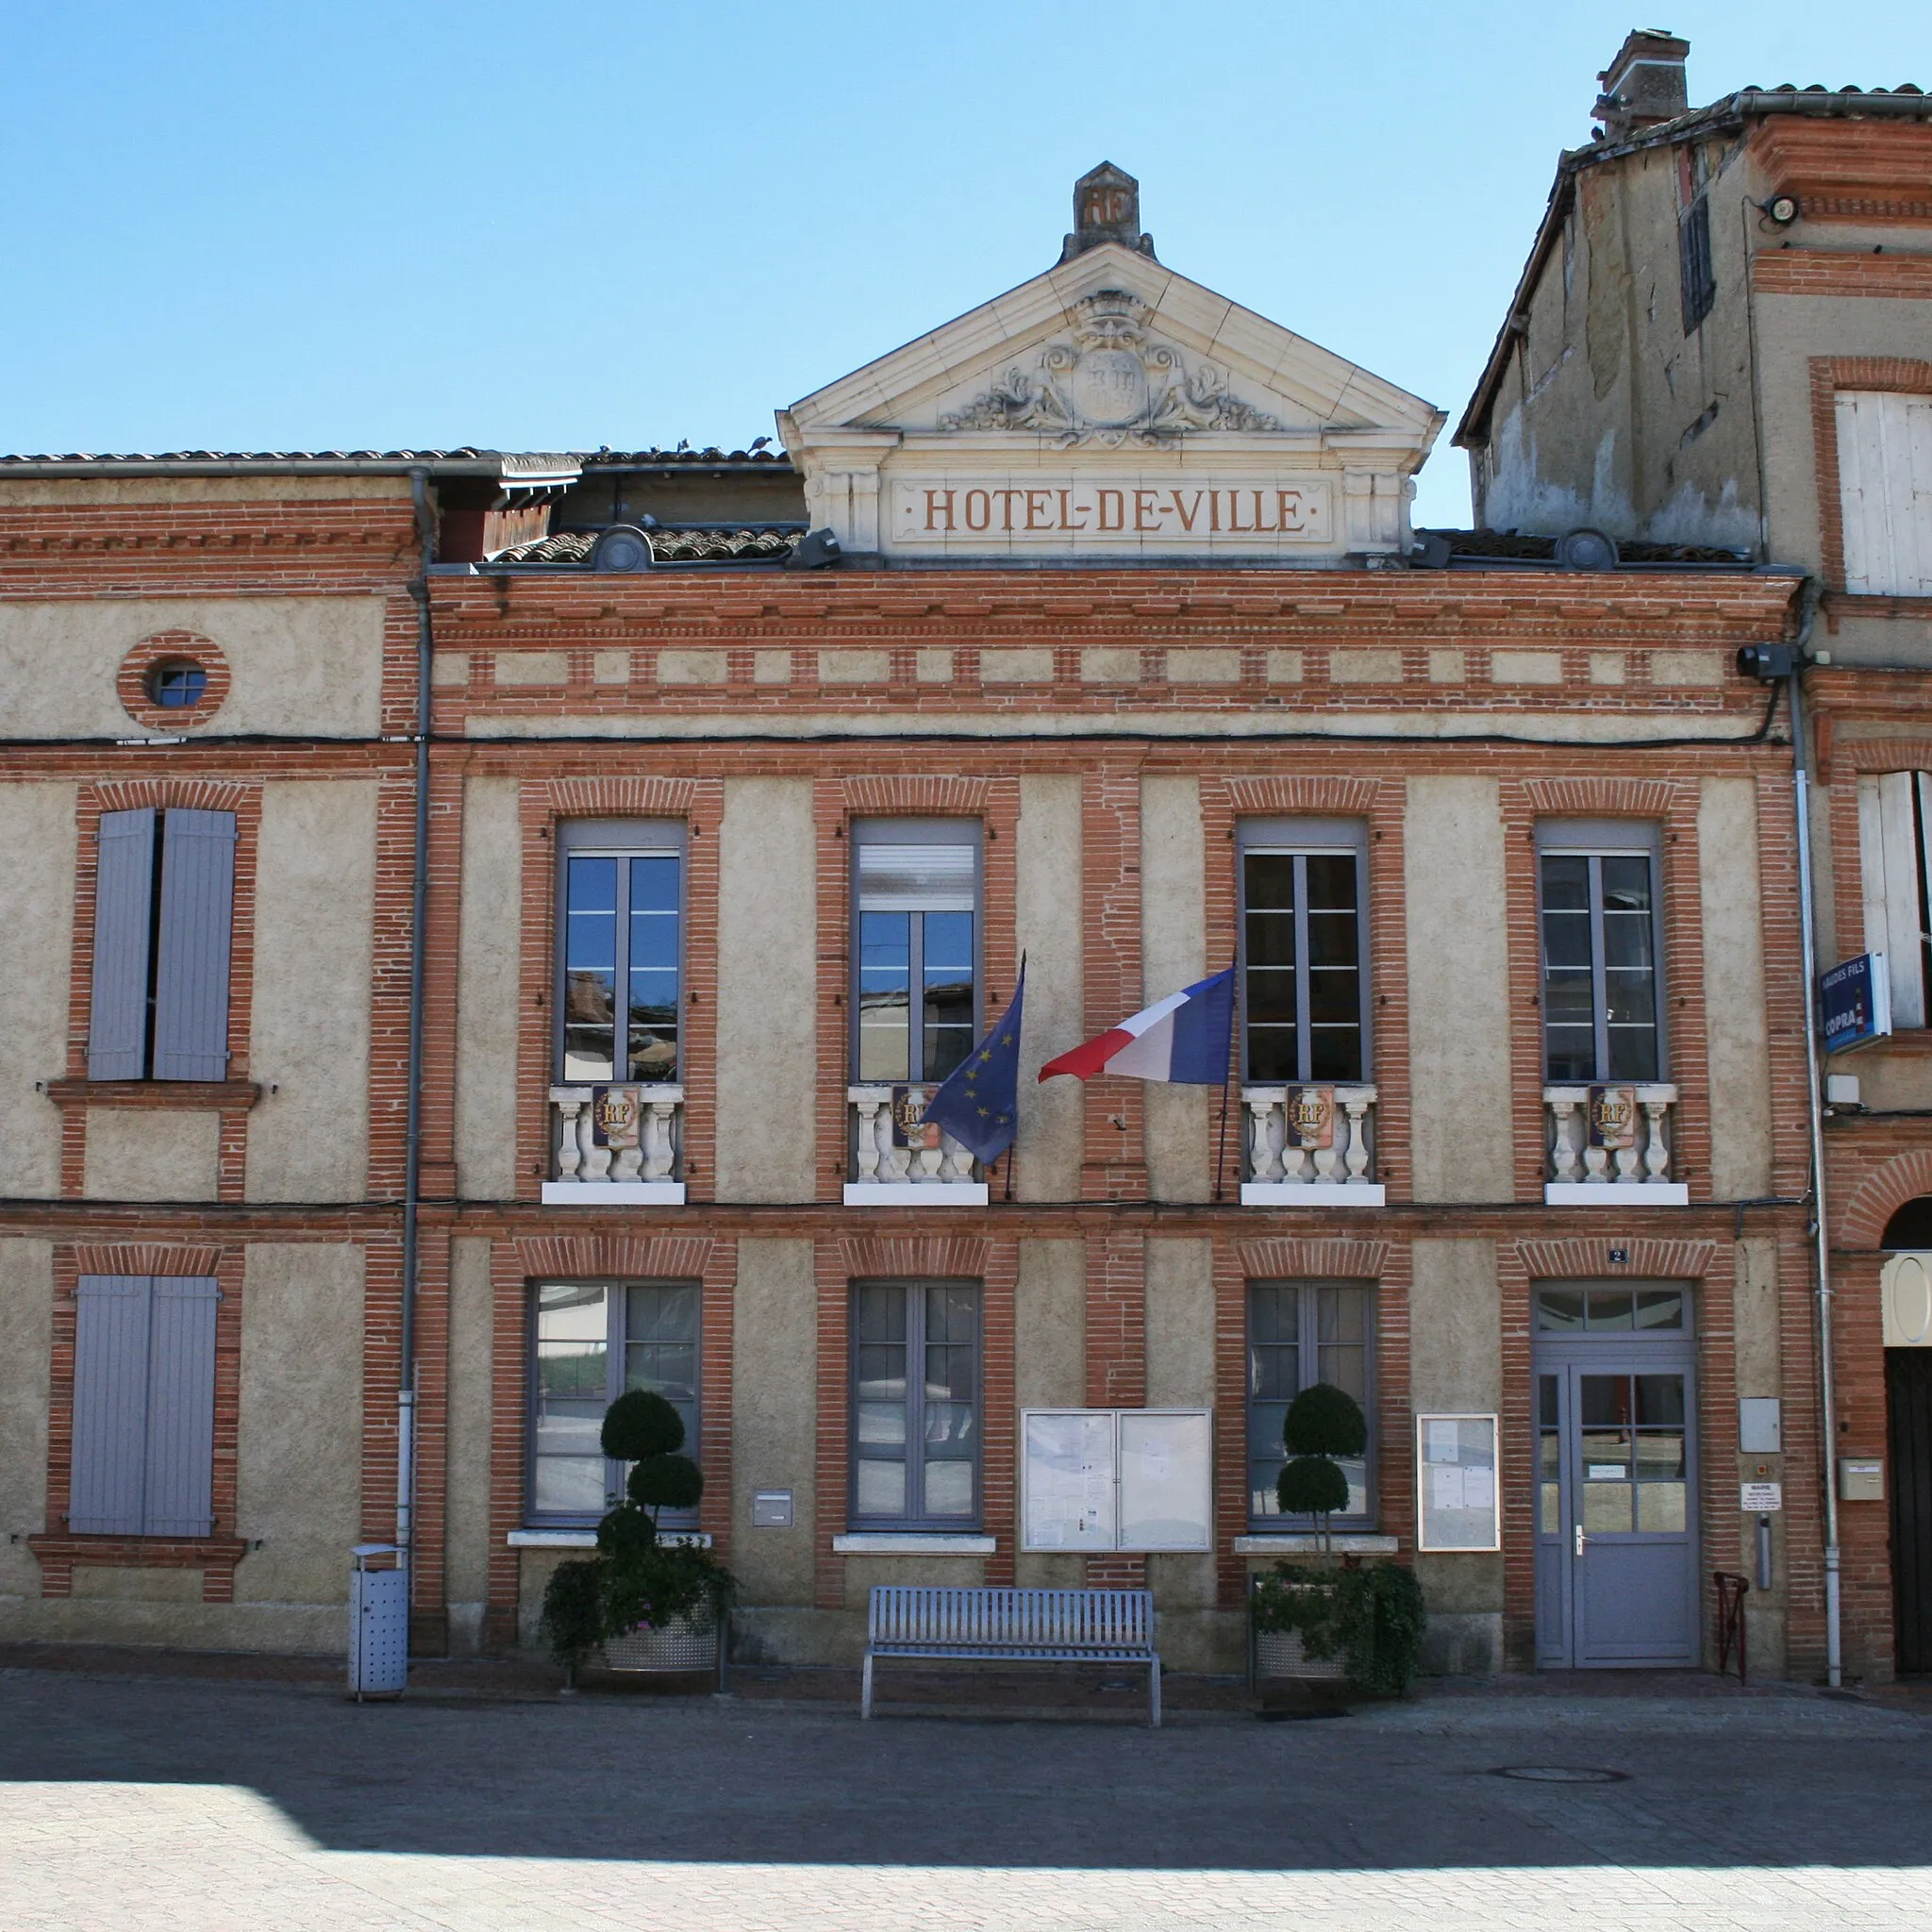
87;808;158;1079
69;1275;153;1534
152;808;237;1081
142;1276;221;1536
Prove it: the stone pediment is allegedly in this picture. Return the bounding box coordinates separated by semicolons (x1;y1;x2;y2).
779;225;1443;564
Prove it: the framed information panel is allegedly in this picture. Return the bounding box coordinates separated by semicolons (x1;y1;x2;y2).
1021;1408;1212;1554
1416;1413;1500;1552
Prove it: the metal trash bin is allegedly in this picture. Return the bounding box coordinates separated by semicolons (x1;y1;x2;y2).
349;1543;408;1700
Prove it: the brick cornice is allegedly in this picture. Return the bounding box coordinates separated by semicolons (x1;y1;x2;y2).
68;1242;223;1276
834;1233;991;1278
511;1233;715;1280
1512;1238;1716;1279
1236;1237;1389;1279
1523;778;1682;818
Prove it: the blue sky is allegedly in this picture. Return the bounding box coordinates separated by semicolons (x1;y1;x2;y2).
2;1;1923;526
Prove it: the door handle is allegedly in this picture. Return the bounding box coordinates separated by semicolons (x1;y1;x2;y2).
1574;1524;1587;1558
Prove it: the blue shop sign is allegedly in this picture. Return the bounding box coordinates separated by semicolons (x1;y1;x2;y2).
1820;953;1891;1054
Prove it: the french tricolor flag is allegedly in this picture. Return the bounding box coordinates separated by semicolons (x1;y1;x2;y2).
1039;966;1236;1085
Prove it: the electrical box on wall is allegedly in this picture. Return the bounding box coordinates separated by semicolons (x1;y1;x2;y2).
1739;1398;1782;1454
1839;1457;1886;1503
751;1491;793;1528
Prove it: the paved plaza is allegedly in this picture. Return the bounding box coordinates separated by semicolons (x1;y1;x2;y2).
2;1666;1930;1929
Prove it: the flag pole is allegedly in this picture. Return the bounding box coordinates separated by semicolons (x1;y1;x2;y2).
1004;950;1025;1201
1213;958;1238;1203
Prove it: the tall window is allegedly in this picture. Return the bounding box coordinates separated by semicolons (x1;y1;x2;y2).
557;821;683;1083
528;1280;701;1524
1539;824;1664;1083
1836;391;1932;596
850;1279;980;1529
1858;772;1932;1029
88;807;237;1081
851;821;979;1084
1240;820;1369;1082
1246;1280;1374;1527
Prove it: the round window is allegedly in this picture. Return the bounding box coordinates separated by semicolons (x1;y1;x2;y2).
146;660;210;709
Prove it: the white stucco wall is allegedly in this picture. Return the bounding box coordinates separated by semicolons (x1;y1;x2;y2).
1015;777;1084;1201
454;776;523;1201
1141;776;1209;1202
0;785;75;1199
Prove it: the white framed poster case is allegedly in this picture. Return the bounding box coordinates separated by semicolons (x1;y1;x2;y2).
1021;1407;1212;1553
1415;1413;1500;1552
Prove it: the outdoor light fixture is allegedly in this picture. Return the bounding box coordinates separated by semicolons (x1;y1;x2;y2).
1762;193;1799;225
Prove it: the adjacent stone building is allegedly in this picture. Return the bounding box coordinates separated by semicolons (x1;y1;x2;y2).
1458;32;1932;1677
0;146;1857;1684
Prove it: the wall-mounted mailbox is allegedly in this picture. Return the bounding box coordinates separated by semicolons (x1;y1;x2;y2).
1738;1398;1782;1455
752;1490;794;1528
1839;1457;1886;1503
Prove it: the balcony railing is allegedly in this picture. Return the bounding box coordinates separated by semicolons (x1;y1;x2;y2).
542;1084;686;1205
1240;1084;1384;1206
1543;1083;1686;1205
845;1085;988;1206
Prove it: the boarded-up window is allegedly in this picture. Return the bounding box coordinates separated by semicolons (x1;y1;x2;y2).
68;1274;221;1537
1858;773;1932;1029
86;807;236;1081
1837;392;1932;596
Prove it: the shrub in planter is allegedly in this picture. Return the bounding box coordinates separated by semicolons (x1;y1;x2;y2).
1251;1559;1427;1697
1276;1383;1367;1552
538;1390;733;1676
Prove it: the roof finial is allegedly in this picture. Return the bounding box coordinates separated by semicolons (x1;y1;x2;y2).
1061;162;1157;263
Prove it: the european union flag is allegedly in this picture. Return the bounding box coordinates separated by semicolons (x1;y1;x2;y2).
922;963;1025;1165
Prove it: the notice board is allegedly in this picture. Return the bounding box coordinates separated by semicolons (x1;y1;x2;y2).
1416;1413;1500;1552
1022;1408;1212;1554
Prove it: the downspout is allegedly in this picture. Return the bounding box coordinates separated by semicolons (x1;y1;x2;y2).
1784;579;1842;1685
399;470;436;1623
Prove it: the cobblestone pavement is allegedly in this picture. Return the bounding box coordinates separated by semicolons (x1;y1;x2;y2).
3;1669;1930;1929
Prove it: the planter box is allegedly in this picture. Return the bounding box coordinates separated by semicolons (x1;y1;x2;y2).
600;1613;718;1674
1253;1625;1347;1681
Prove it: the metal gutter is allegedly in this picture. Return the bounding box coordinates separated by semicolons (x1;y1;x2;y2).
0;454;581;483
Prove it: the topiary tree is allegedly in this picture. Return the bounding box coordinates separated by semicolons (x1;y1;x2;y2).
1277;1382;1367;1553
539;1388;733;1677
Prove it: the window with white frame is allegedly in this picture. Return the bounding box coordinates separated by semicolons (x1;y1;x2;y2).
1239;819;1370;1082
556;821;684;1084
1246;1279;1374;1528
850;820;980;1084
1859;772;1932;1029
1538;823;1665;1084
850;1279;981;1529
1836;391;1932;596
88;807;237;1082
527;1280;701;1525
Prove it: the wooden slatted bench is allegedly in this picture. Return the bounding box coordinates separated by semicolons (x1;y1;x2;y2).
861;1585;1161;1724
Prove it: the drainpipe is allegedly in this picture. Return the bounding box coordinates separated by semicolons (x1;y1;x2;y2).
1783;583;1842;1685
398;471;436;1619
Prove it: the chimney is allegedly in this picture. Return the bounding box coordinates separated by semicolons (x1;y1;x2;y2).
1060;162;1157;263
1592;28;1690;140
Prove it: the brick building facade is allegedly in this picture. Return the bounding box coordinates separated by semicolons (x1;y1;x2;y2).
0;151;1859;1682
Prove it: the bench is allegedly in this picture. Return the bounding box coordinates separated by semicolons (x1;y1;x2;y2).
861;1585;1160;1724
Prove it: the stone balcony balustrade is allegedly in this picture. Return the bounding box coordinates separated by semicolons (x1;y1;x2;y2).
844;1086;988;1206
1240;1084;1384;1206
542;1084;686;1205
1542;1083;1687;1206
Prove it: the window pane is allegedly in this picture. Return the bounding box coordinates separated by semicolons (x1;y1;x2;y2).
626;855;681;1082
1537;1290;1586;1331
1243;853;1297;912
856;1286;908;1345
1303;853;1357;915
1635;1374;1685;1427
1600;855;1653;916
623;1284;700;1455
922;909;976;1081
1250;1283;1299;1347
857;1459;906;1516
533;1453;608;1516
1541;854;1591;911
1634;1290;1685;1330
923;1457;974;1516
563;857;618;1081
858;911;911;1081
1584;1290;1635;1332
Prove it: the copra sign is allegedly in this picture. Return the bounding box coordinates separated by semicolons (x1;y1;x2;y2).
891;477;1334;547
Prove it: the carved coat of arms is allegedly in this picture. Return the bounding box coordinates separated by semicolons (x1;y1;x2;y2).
940;290;1283;448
